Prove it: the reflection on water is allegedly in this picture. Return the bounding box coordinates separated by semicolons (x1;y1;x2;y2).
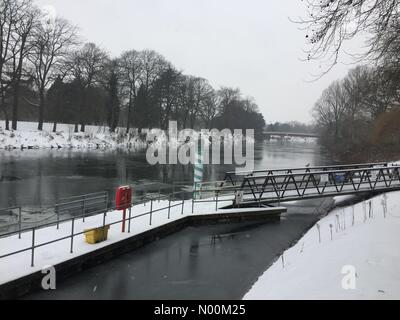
0;140;328;209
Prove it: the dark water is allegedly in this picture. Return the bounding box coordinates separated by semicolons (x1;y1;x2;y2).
2;139;332;300
26;199;332;300
0;140;328;209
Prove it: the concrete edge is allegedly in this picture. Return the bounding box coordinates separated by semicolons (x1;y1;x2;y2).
0;207;286;300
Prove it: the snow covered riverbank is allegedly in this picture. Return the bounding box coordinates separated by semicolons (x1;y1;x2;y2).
268;135;318;144
0;121;257;151
0;122;148;150
244;191;400;300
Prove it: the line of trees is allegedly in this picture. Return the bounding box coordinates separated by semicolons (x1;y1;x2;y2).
302;0;400;160
0;0;265;135
313;65;400;155
266;121;316;134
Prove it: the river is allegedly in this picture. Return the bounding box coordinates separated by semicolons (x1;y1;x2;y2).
0;139;328;209
0;139;333;299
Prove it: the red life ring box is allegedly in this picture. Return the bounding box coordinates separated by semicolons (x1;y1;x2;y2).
116;186;132;210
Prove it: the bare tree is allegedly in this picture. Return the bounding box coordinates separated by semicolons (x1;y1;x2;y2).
299;0;400;74
188;77;214;128
313;80;347;139
0;0;39;130
10;1;39;130
154;65;183;130
0;0;16;130
28;15;78;130
362;67;399;118
217;87;241;114
242;96;259;113
138;49;168;93
100;58;122;132
120;50;142;133
342;66;369;118
70;42;108;132
200;89;218;129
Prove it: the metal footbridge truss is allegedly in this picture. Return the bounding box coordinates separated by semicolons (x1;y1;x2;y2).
205;162;400;207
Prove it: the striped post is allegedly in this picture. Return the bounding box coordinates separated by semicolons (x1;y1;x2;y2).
194;135;204;200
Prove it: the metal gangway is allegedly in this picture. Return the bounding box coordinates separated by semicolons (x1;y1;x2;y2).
197;162;400;207
1;162;400;269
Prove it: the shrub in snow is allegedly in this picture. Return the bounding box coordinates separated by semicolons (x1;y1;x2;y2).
368;200;374;218
363;202;367;223
335;214;340;232
381;194;388;218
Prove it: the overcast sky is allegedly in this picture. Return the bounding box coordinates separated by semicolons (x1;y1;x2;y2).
34;0;353;124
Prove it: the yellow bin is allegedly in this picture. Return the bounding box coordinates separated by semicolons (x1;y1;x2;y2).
84;225;110;244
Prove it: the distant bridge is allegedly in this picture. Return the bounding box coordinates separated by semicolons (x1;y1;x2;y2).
263;131;320;138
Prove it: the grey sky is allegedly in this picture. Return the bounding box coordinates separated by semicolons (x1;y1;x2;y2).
35;0;353;124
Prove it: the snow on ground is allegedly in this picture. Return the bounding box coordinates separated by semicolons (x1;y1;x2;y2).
333;195;357;204
268;135;318;144
0;121;256;150
0;195;284;286
0;122;148;150
244;191;400;300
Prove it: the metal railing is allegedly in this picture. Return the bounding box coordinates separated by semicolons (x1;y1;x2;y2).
232;165;400;205
55;191;109;228
2;162;400;269
0;206;22;239
224;162;392;185
0;188;227;268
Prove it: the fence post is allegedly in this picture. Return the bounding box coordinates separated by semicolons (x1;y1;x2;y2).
82;197;86;222
192;190;195;214
56;204;60;230
128;207;132;233
18;207;22;239
31;228;35;267
70;218;75;254
150;199;153;225
168;195;171;219
105;193;109;217
181;194;184;215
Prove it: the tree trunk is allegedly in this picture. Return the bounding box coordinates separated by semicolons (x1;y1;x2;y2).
190;114;196;129
12;36;27;131
38;89;45;131
1;106;10;131
0;95;10;130
79;88;86;132
52;122;57;133
12;86;19;130
74;123;79;133
114;104;120;132
126;95;132;134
